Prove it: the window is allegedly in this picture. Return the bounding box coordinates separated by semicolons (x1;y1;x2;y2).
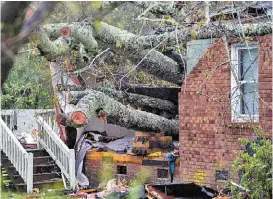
117;165;127;175
215;170;229;181
231;43;259;122
157;169;168;178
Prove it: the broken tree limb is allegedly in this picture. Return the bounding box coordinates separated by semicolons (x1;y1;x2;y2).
37;22;183;84
69;90;179;134
57;111;86;128
69;87;178;114
93;21;172;51
92;22;183;85
38;22;98;60
39;21;272;56
132;1;178;16
129;49;183;85
93;21;272;51
38;28;72;60
37;20;271;84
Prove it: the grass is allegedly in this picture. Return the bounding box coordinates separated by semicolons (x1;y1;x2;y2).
0;191;72;199
1;174;71;199
0;189;73;199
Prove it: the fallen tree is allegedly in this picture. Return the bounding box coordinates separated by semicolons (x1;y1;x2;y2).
10;1;271;138
49;61;178;134
38;20;271;85
66;89;179;134
69;87;177;114
39;22;183;85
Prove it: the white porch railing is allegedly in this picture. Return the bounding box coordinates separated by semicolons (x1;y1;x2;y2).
1;110;15;130
36;112;76;189
37;110;60;136
0;118;33;193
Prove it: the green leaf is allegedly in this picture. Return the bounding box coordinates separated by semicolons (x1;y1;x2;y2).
93;20;102;30
91;1;101;9
191;29;197;40
116;40;121;48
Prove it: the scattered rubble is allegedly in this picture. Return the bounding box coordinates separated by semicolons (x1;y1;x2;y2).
84;178;131;199
145;183;217;199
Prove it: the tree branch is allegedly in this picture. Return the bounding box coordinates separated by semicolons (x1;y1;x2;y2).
71;90;179;134
69;87;178;114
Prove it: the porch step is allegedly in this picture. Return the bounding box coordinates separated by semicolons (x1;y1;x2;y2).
33;156;55;165
25;149;50;157
1;149;63;192
15;178;63;192
2;156;54;167
12;172;62;184
4;164;60;176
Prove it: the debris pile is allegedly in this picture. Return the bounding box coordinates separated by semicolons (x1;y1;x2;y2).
87;179;130;199
131;132;176;156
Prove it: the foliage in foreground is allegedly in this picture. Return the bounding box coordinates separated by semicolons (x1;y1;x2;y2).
1;46;54;109
227;127;272;199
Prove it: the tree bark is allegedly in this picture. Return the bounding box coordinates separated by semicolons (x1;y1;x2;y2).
57;111;86;128
37;21;271;84
69;90;179;134
132;2;178;16
38;23;98;60
39;22;183;84
93;21;272;50
69;87;178;113
130;49;183;85
39;21;272;55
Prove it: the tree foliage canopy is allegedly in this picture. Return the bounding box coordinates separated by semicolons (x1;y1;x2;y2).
1;45;53;109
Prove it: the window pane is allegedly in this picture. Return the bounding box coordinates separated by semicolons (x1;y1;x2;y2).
241;83;259;115
157;169;168;178
239;48;258;82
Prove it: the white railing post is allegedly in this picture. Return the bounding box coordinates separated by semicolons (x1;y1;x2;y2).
69;149;76;189
0;118;33;193
27;153;33;193
37;123;41;150
0;124;3;150
36;113;76;190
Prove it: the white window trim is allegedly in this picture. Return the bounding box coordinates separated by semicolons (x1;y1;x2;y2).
230;43;259;123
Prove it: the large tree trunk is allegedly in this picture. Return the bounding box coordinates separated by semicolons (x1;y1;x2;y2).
67;90;179;135
37;20;271;85
69;87;177;113
38;22;183;84
49;62;179;134
129;49;183;85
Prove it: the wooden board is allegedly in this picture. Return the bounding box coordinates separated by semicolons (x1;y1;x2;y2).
86;150;167;165
135;131;151;137
133;141;149;148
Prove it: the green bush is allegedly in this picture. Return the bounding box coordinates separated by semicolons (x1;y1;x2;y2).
227;127;272;199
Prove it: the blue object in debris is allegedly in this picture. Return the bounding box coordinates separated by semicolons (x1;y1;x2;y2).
166;153;175;174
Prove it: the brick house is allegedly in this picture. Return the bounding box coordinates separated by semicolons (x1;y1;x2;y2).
84;131;181;186
179;34;272;189
84;35;272;189
85;150;180;187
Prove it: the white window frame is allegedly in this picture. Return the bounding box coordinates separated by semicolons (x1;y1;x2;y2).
230;43;259;123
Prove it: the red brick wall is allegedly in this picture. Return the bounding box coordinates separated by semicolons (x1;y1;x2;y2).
85;152;181;186
178;35;272;189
